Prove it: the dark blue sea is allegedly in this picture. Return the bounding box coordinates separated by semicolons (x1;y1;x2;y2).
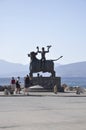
61;77;86;88
0;77;86;88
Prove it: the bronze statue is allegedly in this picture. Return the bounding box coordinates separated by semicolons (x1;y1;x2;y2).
36;45;52;69
36;45;51;61
28;51;55;77
28;46;63;77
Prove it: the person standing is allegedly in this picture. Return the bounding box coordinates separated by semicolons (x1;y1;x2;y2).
24;75;30;95
15;77;21;94
11;77;16;94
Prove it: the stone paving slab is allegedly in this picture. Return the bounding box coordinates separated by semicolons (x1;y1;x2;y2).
0;92;86;130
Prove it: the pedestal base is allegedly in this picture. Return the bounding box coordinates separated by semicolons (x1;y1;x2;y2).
31;77;62;92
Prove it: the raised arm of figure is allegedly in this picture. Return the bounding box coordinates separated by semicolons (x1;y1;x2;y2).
36;46;41;53
45;45;52;52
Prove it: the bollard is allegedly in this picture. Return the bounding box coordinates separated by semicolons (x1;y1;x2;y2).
54;85;57;94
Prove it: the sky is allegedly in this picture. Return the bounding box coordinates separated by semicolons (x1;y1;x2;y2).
0;0;86;65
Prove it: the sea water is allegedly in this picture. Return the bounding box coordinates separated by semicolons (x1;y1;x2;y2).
0;77;24;86
61;77;86;88
0;77;86;88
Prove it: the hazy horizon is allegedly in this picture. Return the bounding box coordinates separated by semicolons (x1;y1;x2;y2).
0;58;86;66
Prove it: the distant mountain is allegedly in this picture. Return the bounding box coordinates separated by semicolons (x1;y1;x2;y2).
0;60;86;77
56;61;86;77
0;60;29;77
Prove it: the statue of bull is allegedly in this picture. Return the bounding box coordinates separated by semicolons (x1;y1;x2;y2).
28;51;63;77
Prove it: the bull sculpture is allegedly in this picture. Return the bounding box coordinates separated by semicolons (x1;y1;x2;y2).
28;51;63;77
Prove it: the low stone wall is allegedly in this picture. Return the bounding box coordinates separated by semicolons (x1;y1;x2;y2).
31;77;62;92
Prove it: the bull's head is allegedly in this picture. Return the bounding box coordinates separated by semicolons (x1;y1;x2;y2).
28;51;37;61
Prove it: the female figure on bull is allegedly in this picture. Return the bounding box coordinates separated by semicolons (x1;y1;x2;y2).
36;45;51;69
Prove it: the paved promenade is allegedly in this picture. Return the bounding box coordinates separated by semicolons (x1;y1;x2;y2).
0;92;86;130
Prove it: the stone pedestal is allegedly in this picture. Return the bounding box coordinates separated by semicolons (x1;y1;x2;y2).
31;77;62;92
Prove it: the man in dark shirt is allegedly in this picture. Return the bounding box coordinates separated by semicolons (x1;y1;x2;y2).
24;75;30;95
